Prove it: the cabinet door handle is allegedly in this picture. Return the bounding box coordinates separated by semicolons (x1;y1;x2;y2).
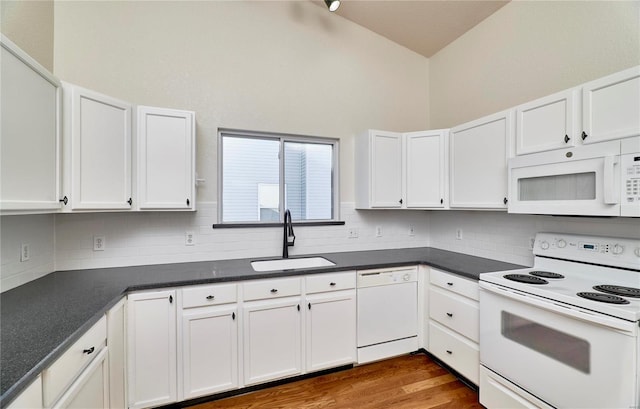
59;196;68;205
329;282;336;287
127;197;133;206
446;312;453;317
447;282;454;286
564;134;570;143
206;295;215;300
581;131;588;140
297;304;300;311
446;350;452;355
270;289;278;293
83;346;95;355
186;198;190;206
308;302;311;310
169;295;173;303
440;198;443;204
232;312;236;320
399;198;403;205
503;197;508;205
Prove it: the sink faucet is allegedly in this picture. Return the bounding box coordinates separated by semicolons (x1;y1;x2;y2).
283;209;295;258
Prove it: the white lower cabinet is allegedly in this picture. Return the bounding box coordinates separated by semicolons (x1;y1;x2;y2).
127;290;177;409
106;299;126;409
305;290;356;372
242;297;303;386
7;375;43;409
179;283;238;400
52;348;109;409
427;269;480;385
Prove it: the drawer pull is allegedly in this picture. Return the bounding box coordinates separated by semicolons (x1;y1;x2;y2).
206;295;215;300
446;350;452;355
446;312;453;317
447;282;454;286
329;282;336;286
83;346;95;355
270;289;278;293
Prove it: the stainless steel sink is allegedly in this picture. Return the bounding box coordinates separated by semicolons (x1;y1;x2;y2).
250;257;335;272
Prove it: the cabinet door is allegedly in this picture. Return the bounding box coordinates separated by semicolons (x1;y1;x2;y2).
127;290;177;409
582;66;640;144
181;306;238;400
305;290;356;373
516;89;577;155
243;297;302;386
65;83;132;210
405;130;448;208
1;36;61;212
450;110;513;209
7;375;42;409
371;131;403;207
52;348;109;409
137;106;195;210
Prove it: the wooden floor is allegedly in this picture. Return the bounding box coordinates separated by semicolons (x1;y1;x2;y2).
188;354;482;409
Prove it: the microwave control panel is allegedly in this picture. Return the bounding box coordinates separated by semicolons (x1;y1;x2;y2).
622;153;640;204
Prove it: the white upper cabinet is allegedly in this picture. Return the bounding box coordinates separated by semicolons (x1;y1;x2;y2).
1;35;61;213
405;130;448;208
137;106;195;210
516;88;578;155
62;82;133;210
355;130;403;208
355;129;448;209
450;110;514;209
582;66;640;144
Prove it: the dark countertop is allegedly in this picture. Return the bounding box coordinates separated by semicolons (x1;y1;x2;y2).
0;247;525;406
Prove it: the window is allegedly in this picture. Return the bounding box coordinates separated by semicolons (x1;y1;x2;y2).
219;129;338;224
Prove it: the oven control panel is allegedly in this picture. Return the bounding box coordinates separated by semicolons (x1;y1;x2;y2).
534;233;640;270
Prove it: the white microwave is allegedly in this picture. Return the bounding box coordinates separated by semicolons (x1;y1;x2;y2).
508;137;640;217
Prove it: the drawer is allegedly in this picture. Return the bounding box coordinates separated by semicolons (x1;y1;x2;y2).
429;287;479;342
182;283;237;308
43;316;107;407
430;268;479;301
428;321;479;385
306;271;356;294
243;277;301;301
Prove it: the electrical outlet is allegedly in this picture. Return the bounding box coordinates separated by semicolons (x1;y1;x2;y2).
20;243;30;262
375;226;383;237
529;236;536;249
455;229;463;240
347;228;359;239
93;236;106;251
408;225;415;236
185;231;195;246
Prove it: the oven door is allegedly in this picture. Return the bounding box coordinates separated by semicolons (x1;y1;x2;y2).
508;140;621;216
479;282;638;409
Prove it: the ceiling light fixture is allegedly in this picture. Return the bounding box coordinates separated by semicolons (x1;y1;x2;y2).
325;0;340;12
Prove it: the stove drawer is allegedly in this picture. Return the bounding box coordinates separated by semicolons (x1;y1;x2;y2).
429;321;479;385
429;286;479;342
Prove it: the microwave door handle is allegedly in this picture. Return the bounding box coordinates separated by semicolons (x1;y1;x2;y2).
603;155;619;204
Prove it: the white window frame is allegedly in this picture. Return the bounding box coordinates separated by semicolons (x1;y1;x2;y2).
218;129;340;224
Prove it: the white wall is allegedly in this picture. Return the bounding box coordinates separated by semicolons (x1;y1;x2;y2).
54;203;430;271
429;0;640;128
429;211;640;267
0;215;55;291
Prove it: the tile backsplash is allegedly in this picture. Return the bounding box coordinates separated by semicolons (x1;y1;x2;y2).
2;205;639;292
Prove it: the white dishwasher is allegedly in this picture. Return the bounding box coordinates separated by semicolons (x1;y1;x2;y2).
357;266;419;364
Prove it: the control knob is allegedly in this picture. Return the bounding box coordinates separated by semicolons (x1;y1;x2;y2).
540;241;550;250
556;239;567;249
612;244;624;255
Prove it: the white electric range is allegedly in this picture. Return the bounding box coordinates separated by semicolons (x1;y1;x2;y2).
479;232;640;409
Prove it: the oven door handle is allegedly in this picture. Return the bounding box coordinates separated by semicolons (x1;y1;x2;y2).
603;155;619;205
480;282;637;334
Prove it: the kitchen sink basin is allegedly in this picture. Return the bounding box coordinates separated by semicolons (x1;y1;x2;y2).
251;257;335;272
